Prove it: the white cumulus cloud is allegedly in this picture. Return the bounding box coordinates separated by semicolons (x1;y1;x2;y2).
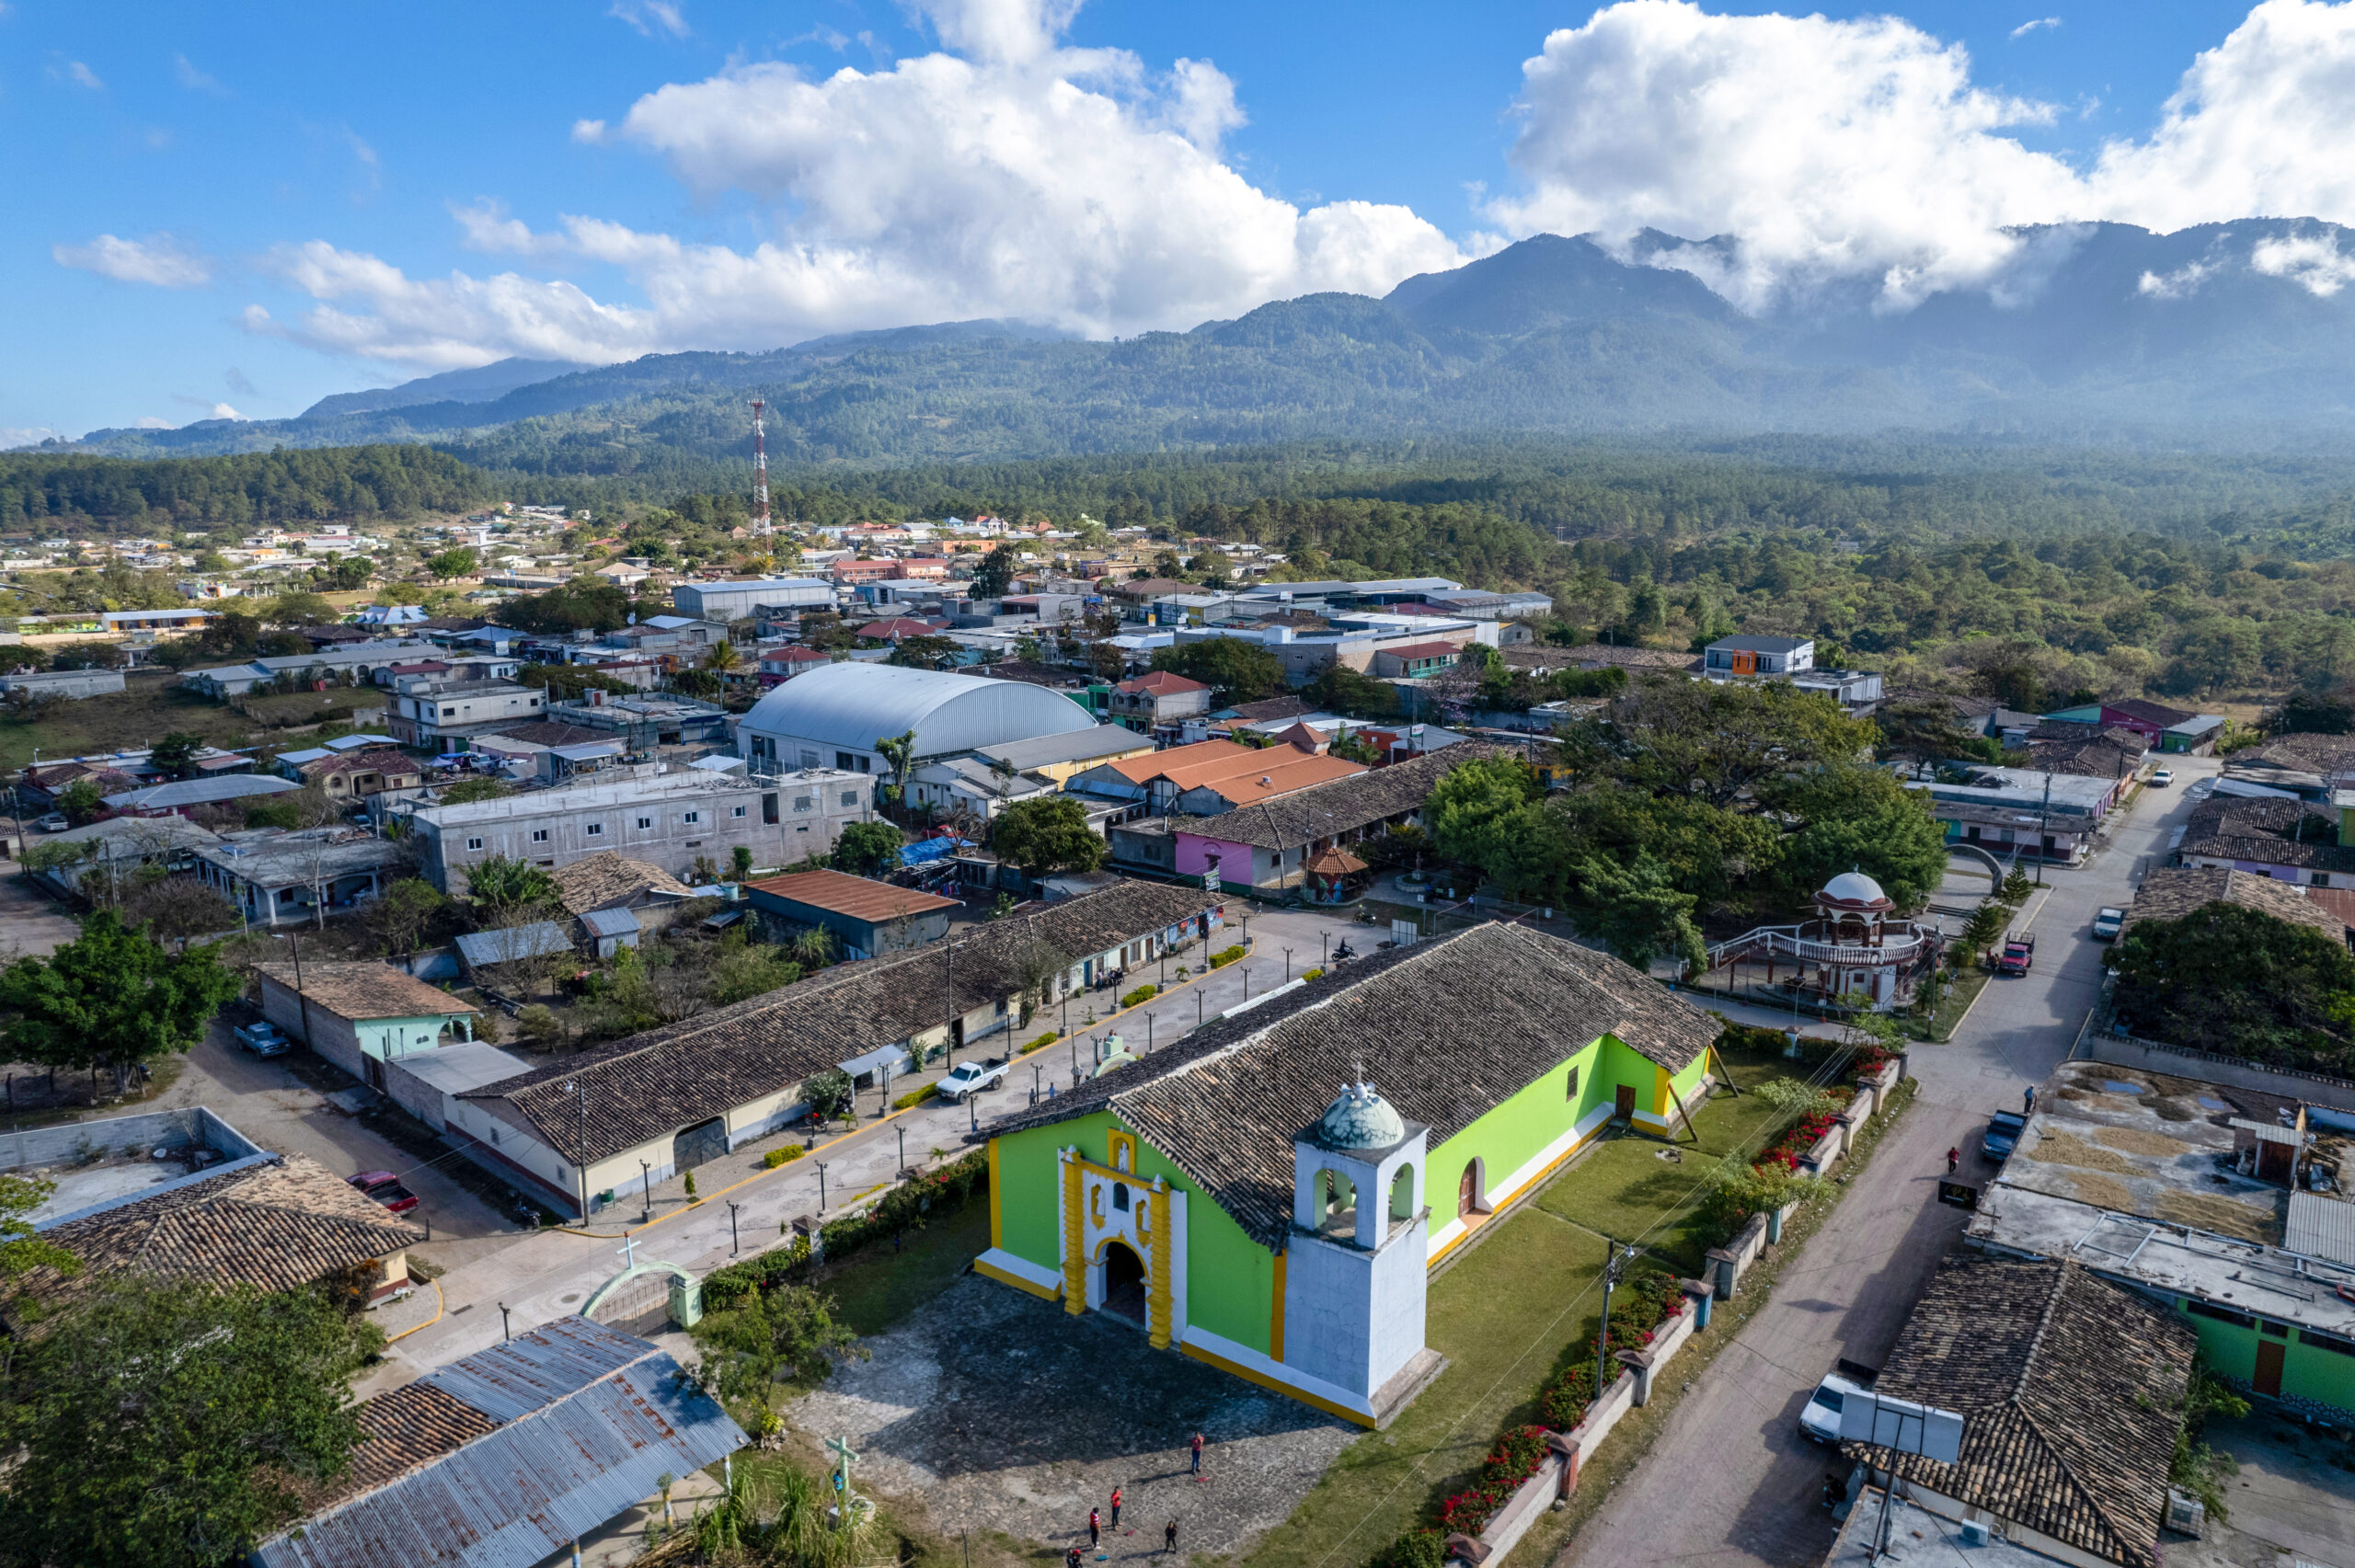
52;233;213;289
249;0;1467;368
2010;17;2062;38
2250;232;2355;295
1489;0;2355;310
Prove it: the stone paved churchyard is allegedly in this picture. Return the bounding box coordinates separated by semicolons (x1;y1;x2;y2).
790;1275;1354;1560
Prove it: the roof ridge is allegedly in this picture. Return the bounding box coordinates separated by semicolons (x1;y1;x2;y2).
2006;1402;2135;1565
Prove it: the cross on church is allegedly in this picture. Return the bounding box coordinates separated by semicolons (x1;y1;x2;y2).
615;1232;638;1271
826;1434;858;1494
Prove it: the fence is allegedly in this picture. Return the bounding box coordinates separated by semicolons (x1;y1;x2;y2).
1703;1057;1902;1301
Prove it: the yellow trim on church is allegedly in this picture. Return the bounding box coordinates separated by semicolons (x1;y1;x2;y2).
976;1256;1058;1300
1060;1153;1086;1315
1269;1250;1287;1362
1147;1177;1174;1348
987;1139;1003;1251
1178;1340;1374;1428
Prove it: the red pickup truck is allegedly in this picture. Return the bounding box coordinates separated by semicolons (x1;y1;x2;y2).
1998;933;2037;976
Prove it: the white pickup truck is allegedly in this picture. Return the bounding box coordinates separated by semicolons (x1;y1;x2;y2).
937;1059;1011;1102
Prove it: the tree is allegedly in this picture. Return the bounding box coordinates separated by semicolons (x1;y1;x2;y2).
990;796;1107;876
887;634;959;670
0;1277;380;1568
2107;902;2355;1070
116;879;238;952
802;1068;856;1120
832;820;904;877
702;640;743;677
1873;697;1998;765
688;1280;864;1407
261;590;338;628
1149;637;1287;706
55;778;105;828
0;911;241;1094
2266;687;2355;736
464;854;558;915
1758;763;1950;910
873;729;917;802
368;877;449;957
0;1173;77;1284
146;732;208;782
1569;676;1875;811
970;544;1018;599
425;546;479;580
1301;660;1400;720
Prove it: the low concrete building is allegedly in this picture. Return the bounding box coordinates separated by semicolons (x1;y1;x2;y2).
192;830;410;927
1965;1058;2355;1425
550;850;697;931
381;1039;535;1133
0;667;125;700
385;680;548;749
408;772;812;895
25;814;222;896
670;576;835;621
907;754;1055;819
454;921;575;982
292;747;424;800
180;640;435;699
743;867;962;958
970;725;1155;786
1108;670;1212;734
256;961;481;1088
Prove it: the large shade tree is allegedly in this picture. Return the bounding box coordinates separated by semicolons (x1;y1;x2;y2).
0;911;240;1095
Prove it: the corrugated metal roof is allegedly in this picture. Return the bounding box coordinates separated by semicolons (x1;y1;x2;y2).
739;660;1096;758
580;908;641;938
454;923;574;967
2286;1190;2355;1267
423;1315;649;1422
256;1316;744;1568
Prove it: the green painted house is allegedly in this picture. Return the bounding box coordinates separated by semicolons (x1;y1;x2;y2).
979;921;1721;1426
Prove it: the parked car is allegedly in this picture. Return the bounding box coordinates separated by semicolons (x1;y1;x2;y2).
938;1059;1010;1102
1798;1360;1878;1445
234;1021;293;1057
32;813;66;833
347;1171;419;1215
1982;1109;2030;1162
2092;907;2126;942
1998;933;2036;975
2151;768;2175;787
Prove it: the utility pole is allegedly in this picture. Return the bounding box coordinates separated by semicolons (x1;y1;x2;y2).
2036;770;2051;887
1595;1237;1630;1402
727;1201;741;1256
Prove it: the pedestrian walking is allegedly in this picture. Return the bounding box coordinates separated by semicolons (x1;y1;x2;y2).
1165;1521;1179;1554
1946;1147;1959;1175
1089;1508;1102;1550
1110;1486;1123;1531
1189;1431;1204;1479
2023;1084;2036;1114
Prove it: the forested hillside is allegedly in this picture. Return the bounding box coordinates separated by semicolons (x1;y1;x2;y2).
0;446;492;533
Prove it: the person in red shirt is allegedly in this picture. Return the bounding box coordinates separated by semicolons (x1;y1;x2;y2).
1947;1147;1960;1175
1088;1508;1101;1550
1109;1487;1123;1530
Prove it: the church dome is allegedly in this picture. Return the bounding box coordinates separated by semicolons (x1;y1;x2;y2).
1315;1081;1406;1150
1820;869;1892;910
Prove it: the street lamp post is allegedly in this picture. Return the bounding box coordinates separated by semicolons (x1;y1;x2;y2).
727;1201;741;1256
1595;1238;1630;1400
1145;1013;1154;1054
1284;946;1293;982
1322;932;1329;966
896;1125;906;1174
817;1162;830;1211
639;1159;652;1224
498;1301;513;1342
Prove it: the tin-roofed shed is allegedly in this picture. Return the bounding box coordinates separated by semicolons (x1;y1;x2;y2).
252;1315;745;1568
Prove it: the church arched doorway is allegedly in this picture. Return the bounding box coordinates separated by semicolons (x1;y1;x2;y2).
1101;1241;1146;1324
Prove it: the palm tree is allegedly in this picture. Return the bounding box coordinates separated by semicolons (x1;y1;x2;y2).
703;641;743;677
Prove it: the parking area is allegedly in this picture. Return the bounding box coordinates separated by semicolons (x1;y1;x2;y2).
2168;1413;2355;1568
150;1015;517;1271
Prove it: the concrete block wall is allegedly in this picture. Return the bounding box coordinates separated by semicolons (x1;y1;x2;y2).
1;1105;259;1173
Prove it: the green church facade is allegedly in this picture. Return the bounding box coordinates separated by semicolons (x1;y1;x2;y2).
976;922;1720;1425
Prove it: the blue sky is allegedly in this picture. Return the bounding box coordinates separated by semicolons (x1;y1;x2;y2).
3;0;2339;443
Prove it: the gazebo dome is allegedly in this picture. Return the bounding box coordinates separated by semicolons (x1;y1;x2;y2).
1819;869;1893;910
1315;1081;1406;1150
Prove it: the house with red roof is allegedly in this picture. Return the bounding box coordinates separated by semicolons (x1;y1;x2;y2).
1109;670;1212;733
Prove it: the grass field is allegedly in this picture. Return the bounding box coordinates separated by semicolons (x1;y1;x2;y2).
811;1192;993;1338
0;671;255;772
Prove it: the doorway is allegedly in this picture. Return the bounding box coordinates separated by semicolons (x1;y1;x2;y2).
1457;1162;1482;1220
673;1116;729;1174
1101;1242;1146;1324
2255;1339;2285;1397
1614;1084;1637;1124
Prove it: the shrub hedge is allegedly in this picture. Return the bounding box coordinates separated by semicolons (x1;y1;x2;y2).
1207;945;1246;968
1119;983;1158;1008
701;1149;990;1310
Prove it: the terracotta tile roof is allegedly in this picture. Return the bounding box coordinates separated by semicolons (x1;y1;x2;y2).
305;1380;500;1508
465;879;1218;1163
2122;864;2347;940
1192;751;1366;806
1377;640;1467;660
1221;696;1315;722
548;851;694;917
1102;739;1368;806
258;961;480;1023
987;921;1718;1248
12;1152;423;1314
1179;744;1503;853
301;749;422;779
2244;733;2355;776
1847;1257;2194;1568
2029;738;2144;778
1116;671;1209;695
744;866;962;922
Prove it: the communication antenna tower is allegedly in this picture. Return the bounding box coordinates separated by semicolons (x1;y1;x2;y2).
749;397;772;535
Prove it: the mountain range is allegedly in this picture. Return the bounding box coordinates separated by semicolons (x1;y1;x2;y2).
56;221;2355;469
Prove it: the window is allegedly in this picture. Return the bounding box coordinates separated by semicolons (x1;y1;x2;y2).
799;749;820;768
586;823;604;837
732;805;747;818
637;817;652;830
684;811;700;825
764;793;779;824
2303;1329;2355;1357
2316;874;2334;888
836;751;856;771
466;837;484;852
841;791;859;807
856;756;871;773
794;795;813;813
1566;1065;1580;1101
2260;1318;2291;1338
2184;1299;2255;1330
532;829;549;843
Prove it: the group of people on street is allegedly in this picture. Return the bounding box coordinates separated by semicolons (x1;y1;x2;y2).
1067;1433;1204;1566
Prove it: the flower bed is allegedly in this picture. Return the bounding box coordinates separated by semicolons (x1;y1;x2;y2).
1435;1425;1552;1536
1757;1110;1840;1171
1533;1271;1685;1430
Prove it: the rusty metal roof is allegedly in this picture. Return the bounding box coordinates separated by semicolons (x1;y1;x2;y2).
253;1315;743;1568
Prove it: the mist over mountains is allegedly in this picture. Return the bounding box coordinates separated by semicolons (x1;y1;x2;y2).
58;220;2355;469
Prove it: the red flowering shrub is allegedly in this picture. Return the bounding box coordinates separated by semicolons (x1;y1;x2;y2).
1435;1425;1552;1534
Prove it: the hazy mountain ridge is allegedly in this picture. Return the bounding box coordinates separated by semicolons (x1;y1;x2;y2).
55;223;2355;465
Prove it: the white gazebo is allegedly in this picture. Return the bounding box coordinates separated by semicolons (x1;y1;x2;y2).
1699;870;1937;1010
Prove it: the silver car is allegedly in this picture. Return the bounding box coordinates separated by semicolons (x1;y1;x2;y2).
235;1021;293;1058
1798;1374;1867;1445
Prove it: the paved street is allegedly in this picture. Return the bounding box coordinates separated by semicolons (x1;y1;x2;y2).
1554;758;2220;1568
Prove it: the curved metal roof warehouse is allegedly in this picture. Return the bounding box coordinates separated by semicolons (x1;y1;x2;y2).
738;661;1097;771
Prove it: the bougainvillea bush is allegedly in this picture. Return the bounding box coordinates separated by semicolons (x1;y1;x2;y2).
1434;1425;1553;1536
